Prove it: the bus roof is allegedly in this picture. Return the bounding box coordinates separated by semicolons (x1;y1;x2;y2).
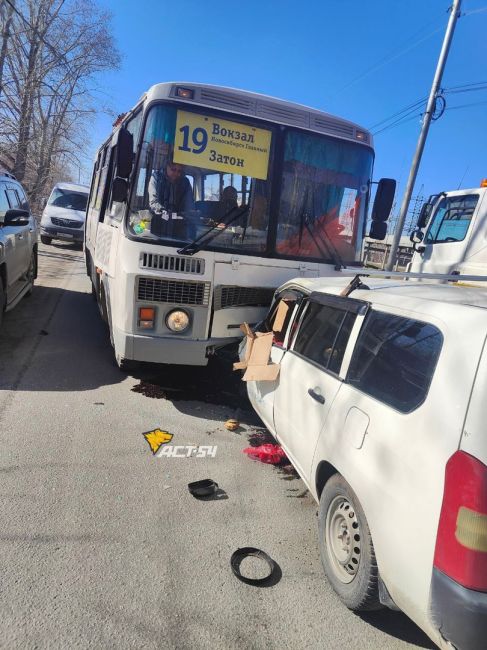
139;82;373;147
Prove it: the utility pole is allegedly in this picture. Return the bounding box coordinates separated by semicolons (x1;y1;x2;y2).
386;0;462;270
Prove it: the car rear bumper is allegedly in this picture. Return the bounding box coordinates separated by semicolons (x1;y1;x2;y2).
430;567;487;650
41;225;84;242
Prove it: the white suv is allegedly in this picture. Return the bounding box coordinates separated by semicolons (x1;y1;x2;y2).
0;172;38;328
243;275;487;650
40;182;89;247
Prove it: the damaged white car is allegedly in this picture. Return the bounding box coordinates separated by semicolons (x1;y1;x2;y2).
239;275;487;650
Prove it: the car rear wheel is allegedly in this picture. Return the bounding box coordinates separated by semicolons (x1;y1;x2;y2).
318;474;381;611
40;235;51;245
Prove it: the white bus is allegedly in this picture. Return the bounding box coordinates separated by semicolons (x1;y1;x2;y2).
85;82;394;368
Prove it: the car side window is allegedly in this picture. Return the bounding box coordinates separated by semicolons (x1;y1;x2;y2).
6;188;20;209
15;185;29;211
347;310;443;413
293;302;356;374
0;184;9;216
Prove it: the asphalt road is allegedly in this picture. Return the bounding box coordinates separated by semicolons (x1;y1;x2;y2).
0;242;436;650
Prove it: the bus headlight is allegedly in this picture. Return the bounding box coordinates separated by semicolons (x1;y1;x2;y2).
165;309;190;333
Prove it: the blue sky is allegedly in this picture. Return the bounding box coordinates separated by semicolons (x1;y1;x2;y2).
86;0;487;215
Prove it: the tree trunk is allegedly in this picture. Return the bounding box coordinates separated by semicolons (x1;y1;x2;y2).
0;1;15;103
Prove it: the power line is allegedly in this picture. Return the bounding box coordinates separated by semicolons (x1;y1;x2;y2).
445;99;487;110
370;80;487;135
332;15;447;98
368;96;427;131
372;112;422;136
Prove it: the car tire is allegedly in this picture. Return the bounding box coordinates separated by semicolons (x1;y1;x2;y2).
318;474;382;611
0;280;5;329
40;235;51;245
25;251;36;296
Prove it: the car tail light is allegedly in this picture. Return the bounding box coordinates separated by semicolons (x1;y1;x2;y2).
434;451;487;591
138;307;155;329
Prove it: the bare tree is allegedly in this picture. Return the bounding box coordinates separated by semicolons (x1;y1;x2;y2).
0;0;15;102
0;0;120;210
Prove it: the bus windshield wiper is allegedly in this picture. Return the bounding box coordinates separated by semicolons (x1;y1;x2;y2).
177;204;250;256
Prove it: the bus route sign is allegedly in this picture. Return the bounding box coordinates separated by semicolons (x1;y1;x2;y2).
174;110;271;180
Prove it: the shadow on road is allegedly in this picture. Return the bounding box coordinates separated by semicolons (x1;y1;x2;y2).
129;350;261;425
0;284;124;392
359;609;436;649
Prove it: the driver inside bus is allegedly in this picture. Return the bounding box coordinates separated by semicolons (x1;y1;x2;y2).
148;158;195;238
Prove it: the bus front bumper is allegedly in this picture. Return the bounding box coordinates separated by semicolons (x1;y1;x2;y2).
113;325;238;366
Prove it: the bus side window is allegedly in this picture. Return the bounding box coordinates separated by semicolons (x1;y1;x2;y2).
107;146;123;220
94;145;113;222
88;153;102;211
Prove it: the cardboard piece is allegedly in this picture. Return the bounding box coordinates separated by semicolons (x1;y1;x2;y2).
233;323;255;370
272;300;290;333
233;323;280;381
242;331;280;382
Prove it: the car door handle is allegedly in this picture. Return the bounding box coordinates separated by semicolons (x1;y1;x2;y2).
308;388;325;404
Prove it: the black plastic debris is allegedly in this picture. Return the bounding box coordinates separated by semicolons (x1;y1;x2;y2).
188;479;218;498
230;547;280;586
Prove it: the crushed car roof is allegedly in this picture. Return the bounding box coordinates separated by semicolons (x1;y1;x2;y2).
283;275;487;312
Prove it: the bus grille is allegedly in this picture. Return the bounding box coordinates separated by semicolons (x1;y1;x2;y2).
137;277;210;306
140;253;205;274
214;286;275;310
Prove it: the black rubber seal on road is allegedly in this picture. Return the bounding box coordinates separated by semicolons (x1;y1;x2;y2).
230;547;277;586
188;479;218;498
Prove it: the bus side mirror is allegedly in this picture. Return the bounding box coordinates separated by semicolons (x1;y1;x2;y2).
112;177;128;203
117;127;134;179
371;178;396;222
368;178;396;240
369;221;387;240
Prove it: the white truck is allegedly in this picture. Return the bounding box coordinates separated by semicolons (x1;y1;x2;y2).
410;182;487;277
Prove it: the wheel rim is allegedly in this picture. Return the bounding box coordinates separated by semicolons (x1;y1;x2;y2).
325;495;361;584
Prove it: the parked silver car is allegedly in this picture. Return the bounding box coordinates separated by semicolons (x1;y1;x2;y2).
0;172;38;328
40;182;89;247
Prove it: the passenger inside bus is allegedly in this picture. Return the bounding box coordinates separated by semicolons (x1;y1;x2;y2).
217;185;238;220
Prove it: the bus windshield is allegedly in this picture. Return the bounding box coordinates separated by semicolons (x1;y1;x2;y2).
128;104;373;262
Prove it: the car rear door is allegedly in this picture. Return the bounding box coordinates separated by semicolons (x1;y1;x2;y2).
316;304;482;629
272;293;366;482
